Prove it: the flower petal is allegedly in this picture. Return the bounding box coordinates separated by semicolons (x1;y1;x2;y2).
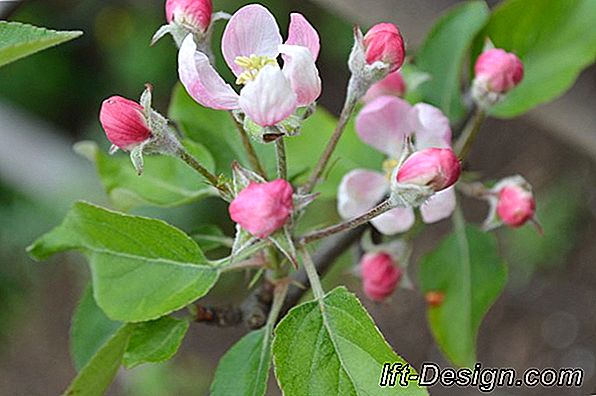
285;13;320;60
420;186;456;223
371;207;416;235
238;65;297;126
221;4;282;76
178;35;239;110
355;96;414;157
279;44;321;107
337;169;388;219
412;103;452;150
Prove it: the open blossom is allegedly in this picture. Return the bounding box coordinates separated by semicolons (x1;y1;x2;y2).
496;185;535;227
360;252;401;302
338;96;457;235
229;179;293;238
99;96;152;151
396;148;460;192
363;23;405;72
178;4;321;127
362;70;406;102
166;0;212;33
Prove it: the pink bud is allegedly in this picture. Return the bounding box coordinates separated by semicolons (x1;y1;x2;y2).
396;148;461;192
360;252;401;302
229;179;294;238
474;48;524;93
362;70;406;102
166;0;212;33
496;185;535;227
99;96;152;151
363;23;405;72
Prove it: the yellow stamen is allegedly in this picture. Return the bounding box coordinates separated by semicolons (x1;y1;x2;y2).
234;55;277;85
383;159;399;180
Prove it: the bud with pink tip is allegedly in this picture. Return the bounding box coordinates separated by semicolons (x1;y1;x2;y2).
363;23;405;72
360;252;401;302
362;70;406;102
396;148;461;192
229;179;294;238
166;0;212;33
99;96;152;151
472;48;523;108
496;184;535;227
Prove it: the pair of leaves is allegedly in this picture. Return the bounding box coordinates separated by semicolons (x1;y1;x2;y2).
67;286;189;396
416;0;596;122
418;214;507;368
213;287;427;396
28;201;219;322
0;21;82;68
75;139;216;211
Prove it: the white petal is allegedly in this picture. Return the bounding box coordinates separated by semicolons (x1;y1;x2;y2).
412;103;452;150
420;187;457;223
221;4;282;76
178;35;239;109
371;207;416;235
279;44;321;107
286;13;320;60
238;65;297;127
337;169;388;219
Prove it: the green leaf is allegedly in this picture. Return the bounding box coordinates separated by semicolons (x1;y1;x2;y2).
28;201;219;322
273;287;427;395
75;139;216;211
211;328;272;396
62;324;133;396
0;21;82;68
418;214;507;367
416;1;489;122
123;316;189;368
479;0;596;117
71;285;121;371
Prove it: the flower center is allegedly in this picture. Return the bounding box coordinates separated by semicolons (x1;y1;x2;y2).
234;55;277;85
383;159;398;180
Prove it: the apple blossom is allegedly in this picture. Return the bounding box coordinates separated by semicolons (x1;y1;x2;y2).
472;48;524;108
362;23;405;72
481;175;538;231
360;252;402;302
99;96;152;151
166;0;212;33
178;4;321;128
396;148;461;192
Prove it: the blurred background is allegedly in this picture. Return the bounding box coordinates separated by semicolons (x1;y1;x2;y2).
1;0;595;395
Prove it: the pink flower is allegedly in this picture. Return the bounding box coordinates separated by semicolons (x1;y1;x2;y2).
229;179;294;238
474;48;523;93
362;70;406;102
362;23;405;72
396;148;461;192
338;96;457;235
99;96;151;151
178;4;321;127
496;185;535;227
166;0;212;33
360;252;401;302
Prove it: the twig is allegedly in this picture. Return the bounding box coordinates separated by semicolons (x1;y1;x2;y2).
230;113;268;179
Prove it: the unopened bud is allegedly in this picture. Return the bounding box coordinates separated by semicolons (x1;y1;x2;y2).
472;48;523;108
363;23;405;72
496;184;535;227
360;252;401;302
99;96;152;151
396;148;461;192
229;179;294;238
166;0;212;33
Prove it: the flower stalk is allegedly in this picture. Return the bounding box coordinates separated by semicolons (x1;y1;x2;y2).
299;246;325;300
275;137;287;180
176;147;232;199
455;107;486;161
231;113;268;179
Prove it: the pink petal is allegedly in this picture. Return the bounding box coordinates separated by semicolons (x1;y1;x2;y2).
178;35;239;110
412;103;452;150
285;13;320;60
371;207;416;235
238;65;297;127
355;96;414;157
221;4;282;76
279;44;321;107
337;169;388;219
420;187;456;223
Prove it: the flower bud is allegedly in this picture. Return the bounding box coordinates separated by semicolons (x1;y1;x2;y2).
99;96;152;151
166;0;212;33
474;48;523;93
362;70;406;102
360;252;401;302
363;23;405;72
229;179;294;238
496;184;535;227
396;148;461;192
